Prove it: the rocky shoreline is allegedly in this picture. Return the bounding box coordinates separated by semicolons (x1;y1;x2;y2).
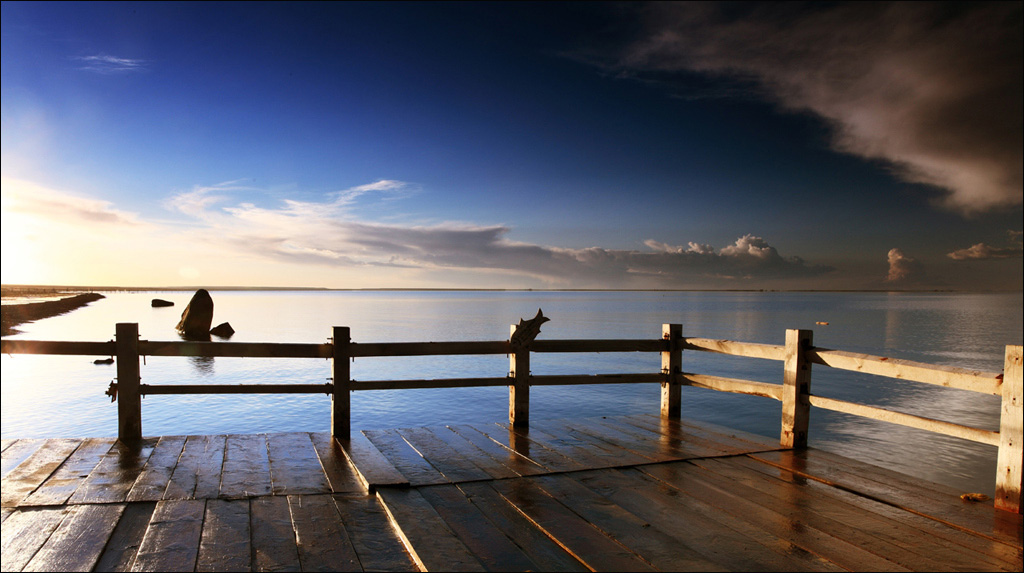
1;293;106;336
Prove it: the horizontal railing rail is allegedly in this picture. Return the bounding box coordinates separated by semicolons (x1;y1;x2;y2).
1;322;1019;513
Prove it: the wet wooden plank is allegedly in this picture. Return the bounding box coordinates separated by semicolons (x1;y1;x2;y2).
473;423;585;473
309;432;364;493
420;426;521;480
641;459;914;572
418;484;542;571
341;432;409;491
23;438;115;506
2;438;81;507
456;481;589;572
251;495;300;572
570;465;825;571
570;416;682;462
266;432;330;495
363;429;447;486
219;434;271;498
376;486;485;571
488;477;658;572
529;472;730;571
751;448;1024;548
528;418;655;467
0;507;68;571
623;414;779;458
132;499;205;572
332;493;417;572
126;435;187;502
396;427;492;483
68;439;158;504
196;498;250;572
94;502;157;573
22;503;124;572
164;434;226;500
715;455;1023;571
1;439;45;479
287;494;361;572
446;424;547;477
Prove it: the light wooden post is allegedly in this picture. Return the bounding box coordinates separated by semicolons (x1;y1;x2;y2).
332;327;351;442
781;329;813;449
995;345;1023;513
509;324;530;427
115;323;142;444
661;324;682;418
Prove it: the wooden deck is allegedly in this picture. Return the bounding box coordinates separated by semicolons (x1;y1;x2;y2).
2;415;1021;572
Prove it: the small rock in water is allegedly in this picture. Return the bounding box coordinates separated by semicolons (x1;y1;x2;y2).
94;357;114;365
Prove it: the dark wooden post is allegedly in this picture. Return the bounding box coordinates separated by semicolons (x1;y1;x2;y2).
781;329;813;449
661;324;682;418
115;322;142;444
996;345;1023;514
332;326;351;442
509;324;530;427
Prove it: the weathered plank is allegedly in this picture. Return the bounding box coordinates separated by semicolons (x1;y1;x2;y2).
196;498;250;572
700;455;1022;572
395;427;492;483
570;466;826;571
591;415;696;461
94;502;157;572
750;448;1024;549
529;473;730;572
456;481;589;572
376;487;485;571
417;484;540;571
266;432;330;495
332;493;417;572
126;435;187;502
1;439;45;479
309;432;365;493
219;434;272;498
0;507;68;571
1;438;81;507
23;438;115;506
340;432;409;491
480;423;587;473
445;424;547;477
488;477;658;572
164;434;226;500
363;428;447;487
132;499;205;572
420;426;521;480
251;495;301;572
528;418;656;466
565;416;677;462
287;494;361;572
21;503;125;572
68;439;158;504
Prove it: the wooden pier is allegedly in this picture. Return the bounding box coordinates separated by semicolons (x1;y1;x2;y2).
3;414;1021;572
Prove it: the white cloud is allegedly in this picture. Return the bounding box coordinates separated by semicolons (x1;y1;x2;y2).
948;230;1024;260
886;248;923;282
609;2;1022;214
74;54;148;74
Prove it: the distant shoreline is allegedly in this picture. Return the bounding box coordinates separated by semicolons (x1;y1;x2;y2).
1;292;106;336
3;284;987;295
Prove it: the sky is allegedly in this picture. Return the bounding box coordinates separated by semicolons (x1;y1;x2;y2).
2;1;1021;291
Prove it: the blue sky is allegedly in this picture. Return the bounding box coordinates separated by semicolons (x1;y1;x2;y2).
2;2;1021;290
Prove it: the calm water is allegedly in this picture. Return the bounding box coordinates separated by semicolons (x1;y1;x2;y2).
2;290;1020;496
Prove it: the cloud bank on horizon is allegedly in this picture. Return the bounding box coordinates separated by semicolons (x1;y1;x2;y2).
610;2;1022;214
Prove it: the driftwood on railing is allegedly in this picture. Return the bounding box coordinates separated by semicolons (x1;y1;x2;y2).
1;322;1020;514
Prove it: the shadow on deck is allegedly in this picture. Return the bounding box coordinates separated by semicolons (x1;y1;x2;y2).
2;414;1022;572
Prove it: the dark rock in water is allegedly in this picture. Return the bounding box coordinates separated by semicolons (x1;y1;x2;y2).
210;322;235;338
94;357;114;365
176;289;214;340
152;299;174;307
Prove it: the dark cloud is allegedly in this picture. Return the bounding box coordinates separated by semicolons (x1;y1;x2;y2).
609;2;1022;214
948;230;1024;260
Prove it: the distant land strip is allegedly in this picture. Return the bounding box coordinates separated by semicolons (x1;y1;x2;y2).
1;292;105;336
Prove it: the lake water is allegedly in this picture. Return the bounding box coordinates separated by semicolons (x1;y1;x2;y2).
2;290;1020;496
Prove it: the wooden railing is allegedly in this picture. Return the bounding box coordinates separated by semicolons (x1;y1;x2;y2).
2;322;1021;514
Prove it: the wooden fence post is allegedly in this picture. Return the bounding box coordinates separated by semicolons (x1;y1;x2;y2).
509;324;530;427
661;324;682;418
332;327;351;442
995;345;1023;513
116;322;142;444
781;329;813;449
